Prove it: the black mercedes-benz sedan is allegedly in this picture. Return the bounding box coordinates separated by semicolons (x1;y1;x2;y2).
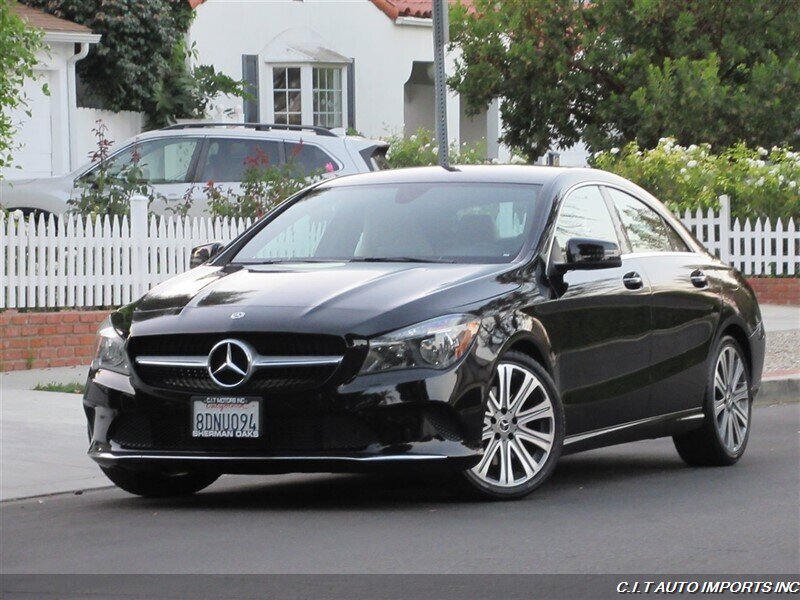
84;166;765;499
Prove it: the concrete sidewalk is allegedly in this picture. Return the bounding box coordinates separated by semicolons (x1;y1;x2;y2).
0;389;108;501
0;304;796;502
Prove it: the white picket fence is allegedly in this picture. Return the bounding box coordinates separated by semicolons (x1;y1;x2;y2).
680;195;799;277
0;194;798;309
0;197;253;309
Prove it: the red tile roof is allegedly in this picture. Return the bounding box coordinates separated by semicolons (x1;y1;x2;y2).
11;2;93;34
370;0;469;20
188;0;467;22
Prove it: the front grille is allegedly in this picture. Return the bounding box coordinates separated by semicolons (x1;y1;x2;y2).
108;409;373;452
127;332;346;393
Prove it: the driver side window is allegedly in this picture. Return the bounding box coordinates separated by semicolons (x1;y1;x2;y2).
555;186;619;251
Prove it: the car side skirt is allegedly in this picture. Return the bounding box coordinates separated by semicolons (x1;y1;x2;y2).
562;408;704;455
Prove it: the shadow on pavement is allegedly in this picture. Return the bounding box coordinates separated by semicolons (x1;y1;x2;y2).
106;448;690;511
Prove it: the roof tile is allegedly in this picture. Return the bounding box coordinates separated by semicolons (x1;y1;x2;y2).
11;2;93;34
370;0;470;20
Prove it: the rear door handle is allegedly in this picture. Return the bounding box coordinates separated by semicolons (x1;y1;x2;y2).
690;270;708;288
623;272;643;290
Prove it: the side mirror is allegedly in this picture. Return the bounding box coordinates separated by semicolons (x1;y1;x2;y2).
190;242;224;268
556;238;622;272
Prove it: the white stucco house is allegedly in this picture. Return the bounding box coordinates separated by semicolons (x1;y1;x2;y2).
188;0;588;165
187;0;514;160
3;0;587;182
2;3;100;180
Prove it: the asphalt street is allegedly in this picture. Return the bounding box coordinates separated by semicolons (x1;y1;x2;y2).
2;403;798;577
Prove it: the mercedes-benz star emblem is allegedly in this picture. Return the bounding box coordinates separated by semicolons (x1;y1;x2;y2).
207;339;253;388
230;312;246;320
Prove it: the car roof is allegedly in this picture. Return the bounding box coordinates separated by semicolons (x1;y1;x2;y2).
130;126;385;147
319;165;602;187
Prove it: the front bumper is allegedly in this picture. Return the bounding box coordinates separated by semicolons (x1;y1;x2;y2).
84;349;489;475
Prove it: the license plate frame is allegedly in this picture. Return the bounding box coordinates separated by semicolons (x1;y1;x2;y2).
190;396;261;439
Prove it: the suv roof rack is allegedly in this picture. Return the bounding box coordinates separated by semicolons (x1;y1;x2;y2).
160;122;338;137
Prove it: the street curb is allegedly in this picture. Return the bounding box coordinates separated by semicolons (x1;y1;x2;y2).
756;375;800;404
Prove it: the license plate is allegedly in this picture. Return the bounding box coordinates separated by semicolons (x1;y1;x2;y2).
191;396;260;439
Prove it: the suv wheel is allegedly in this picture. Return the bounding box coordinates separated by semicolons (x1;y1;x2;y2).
461;351;564;499
673;336;752;466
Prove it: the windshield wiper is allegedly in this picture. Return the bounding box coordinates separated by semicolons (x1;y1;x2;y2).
235;259;343;265
348;257;455;264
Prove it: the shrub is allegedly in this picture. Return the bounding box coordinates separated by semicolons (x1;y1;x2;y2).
591;139;800;221
67;122;150;218
0;0;43;178
385;128;488;168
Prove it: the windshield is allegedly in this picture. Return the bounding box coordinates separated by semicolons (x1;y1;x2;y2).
233;182;542;264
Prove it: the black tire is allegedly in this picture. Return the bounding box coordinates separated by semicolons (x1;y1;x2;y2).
673;336;752;467
460;351;565;500
101;466;220;498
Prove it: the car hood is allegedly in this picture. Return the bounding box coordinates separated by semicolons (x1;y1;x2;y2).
128;261;521;338
0;175;75;207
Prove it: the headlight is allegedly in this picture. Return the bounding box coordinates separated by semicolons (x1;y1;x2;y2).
360;314;480;375
92;316;130;374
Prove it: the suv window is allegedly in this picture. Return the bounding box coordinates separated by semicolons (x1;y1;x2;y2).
606;188;683;253
555;185;619;250
99;138;200;184
285;142;340;175
199;138;282;183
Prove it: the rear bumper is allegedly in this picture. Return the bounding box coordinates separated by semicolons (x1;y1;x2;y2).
749;320;767;395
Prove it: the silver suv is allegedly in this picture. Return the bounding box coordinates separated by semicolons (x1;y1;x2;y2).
0;123;389;216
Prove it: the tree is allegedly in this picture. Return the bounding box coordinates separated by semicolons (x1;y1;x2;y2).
20;0;244;127
449;0;800;159
22;0;193;114
0;0;43;178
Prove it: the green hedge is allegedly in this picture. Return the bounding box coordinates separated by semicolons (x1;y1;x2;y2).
591;139;799;221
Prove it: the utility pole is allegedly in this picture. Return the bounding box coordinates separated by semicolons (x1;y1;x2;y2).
432;0;450;169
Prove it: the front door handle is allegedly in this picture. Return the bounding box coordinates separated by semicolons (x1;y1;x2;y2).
690;270;708;288
623;272;643;290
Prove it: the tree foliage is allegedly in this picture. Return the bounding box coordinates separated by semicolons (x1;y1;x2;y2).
20;0;244;126
449;0;800;159
0;0;43;178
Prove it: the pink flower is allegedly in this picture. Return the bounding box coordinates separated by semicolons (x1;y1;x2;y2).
325;162;335;173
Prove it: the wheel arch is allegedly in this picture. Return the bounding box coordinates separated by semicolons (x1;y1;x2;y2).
718;320;753;376
500;330;554;376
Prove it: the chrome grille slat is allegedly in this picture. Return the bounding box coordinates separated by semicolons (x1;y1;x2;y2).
128;333;347;393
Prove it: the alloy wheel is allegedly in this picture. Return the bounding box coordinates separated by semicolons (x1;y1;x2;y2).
713;345;750;453
470;362;556;488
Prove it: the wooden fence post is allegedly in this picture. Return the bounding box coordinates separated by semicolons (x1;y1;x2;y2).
129;195;148;300
718;195;731;264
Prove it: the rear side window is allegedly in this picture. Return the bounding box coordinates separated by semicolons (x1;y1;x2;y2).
555;185;619;250
198;139;282;183
285;142;340;175
606;188;679;253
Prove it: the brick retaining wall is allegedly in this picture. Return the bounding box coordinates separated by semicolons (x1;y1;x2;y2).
746;278;800;306
0;277;796;372
0;310;109;371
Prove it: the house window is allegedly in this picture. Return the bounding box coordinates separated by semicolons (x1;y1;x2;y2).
313;67;343;128
268;64;349;129
273;67;302;125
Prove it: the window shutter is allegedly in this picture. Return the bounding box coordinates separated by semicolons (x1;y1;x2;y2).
242;55;260;122
346;59;356;130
